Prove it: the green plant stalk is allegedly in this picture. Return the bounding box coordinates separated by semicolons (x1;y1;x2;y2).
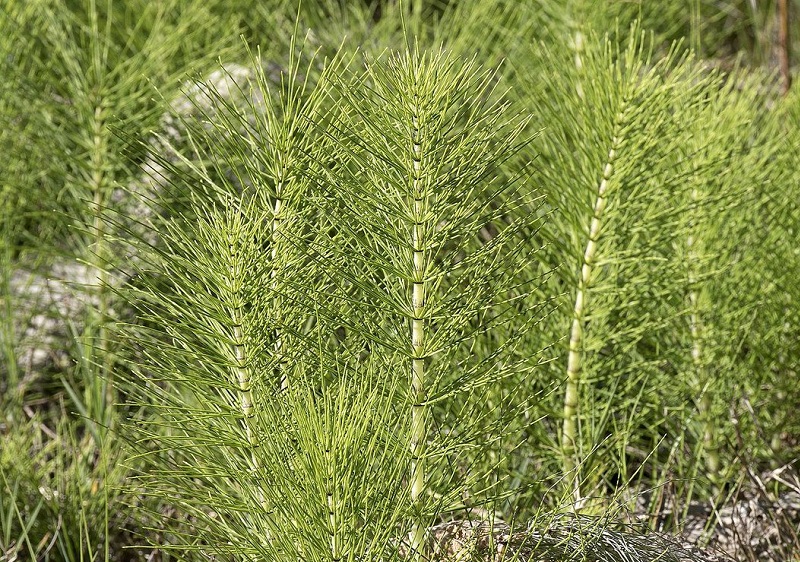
0;223;19;402
562;126;622;507
561;26;587;503
272;174;287;392
685;187;719;479
81;0;121;439
227;223;268;513
324;424;340;560
409;103;427;561
87;102;114;431
572;27;585;101
257;36;315;394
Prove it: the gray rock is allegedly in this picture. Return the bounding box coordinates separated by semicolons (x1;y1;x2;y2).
8;262;103;372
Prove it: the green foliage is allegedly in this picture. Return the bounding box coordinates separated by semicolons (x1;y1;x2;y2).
116;40;551;559
513;28;716;505
2;0;800;560
0;408;133;561
310;45;550;548
508;19;798;509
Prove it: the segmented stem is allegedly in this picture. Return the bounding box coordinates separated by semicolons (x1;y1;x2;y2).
88;103;113;422
562;110;624;506
272;174;287;392
409;90;427;561
325;443;340;561
686;187;719;479
572;29;585;100
228;226;268;512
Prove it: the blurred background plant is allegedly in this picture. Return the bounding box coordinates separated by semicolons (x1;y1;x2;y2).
1;0;799;561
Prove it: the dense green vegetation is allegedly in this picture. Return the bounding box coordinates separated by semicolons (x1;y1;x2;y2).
2;1;799;560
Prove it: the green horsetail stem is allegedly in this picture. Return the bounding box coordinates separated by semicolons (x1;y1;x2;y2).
88;102;114;425
572;29;585;100
562;116;624;507
272;175;287;392
561;24;585;505
324;421;340;561
686;186;720;480
227;219;268;513
409;92;427;562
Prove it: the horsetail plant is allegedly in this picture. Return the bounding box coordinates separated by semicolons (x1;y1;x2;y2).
515;28;717;507
0;0;236;555
668;68;792;488
114;34;356;548
7;0;800;558
37;0;230;414
303;44;549;560
181;37;347;393
671;74;748;485
120;33;551;558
